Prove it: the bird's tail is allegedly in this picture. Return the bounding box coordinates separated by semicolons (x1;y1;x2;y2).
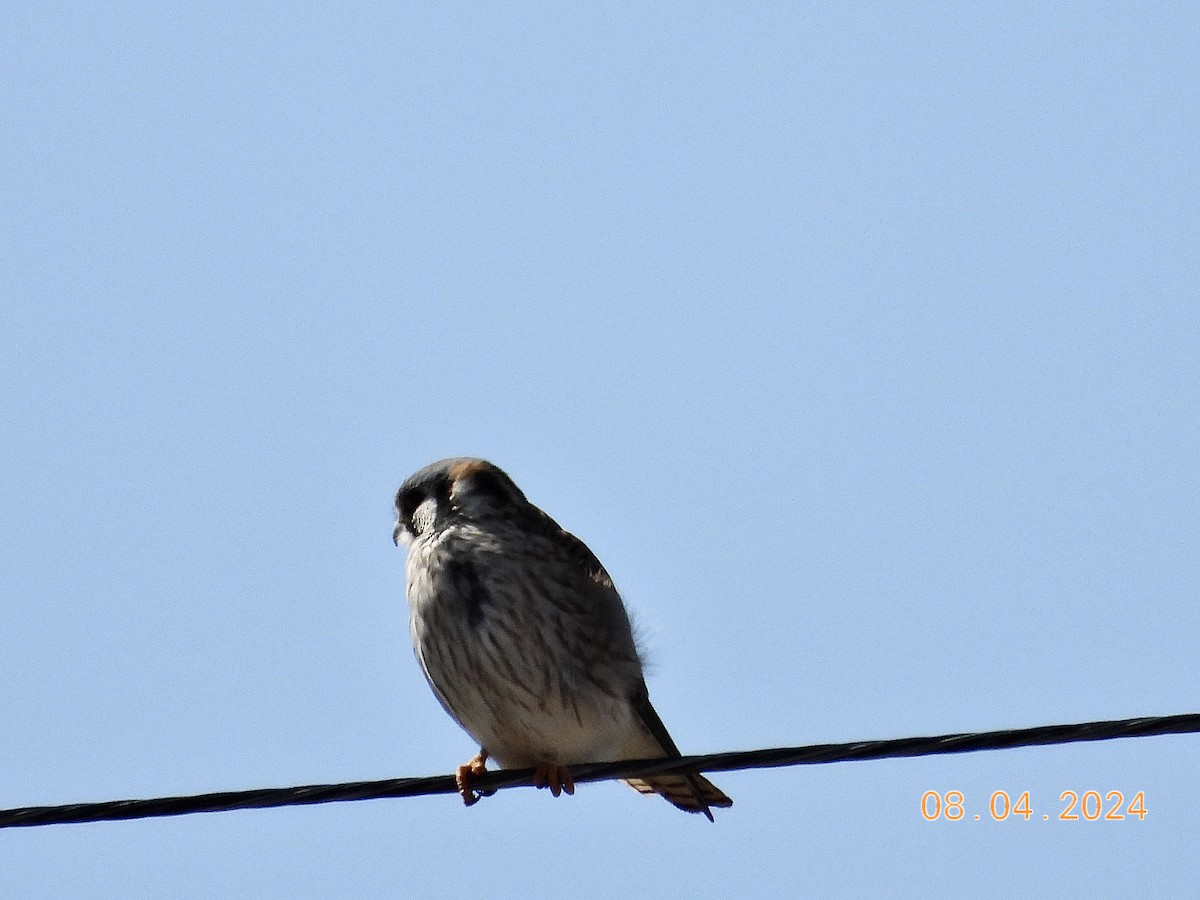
623;773;733;822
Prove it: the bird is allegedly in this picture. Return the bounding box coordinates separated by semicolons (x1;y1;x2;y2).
393;457;732;820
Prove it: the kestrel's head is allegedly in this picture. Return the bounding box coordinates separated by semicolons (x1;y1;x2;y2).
393;457;528;546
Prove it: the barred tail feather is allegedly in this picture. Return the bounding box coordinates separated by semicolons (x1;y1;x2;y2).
625;682;733;821
623;773;733;822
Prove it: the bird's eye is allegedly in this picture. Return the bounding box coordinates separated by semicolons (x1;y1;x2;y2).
397;488;423;523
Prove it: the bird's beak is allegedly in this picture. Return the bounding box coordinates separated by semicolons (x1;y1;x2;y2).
392;523;404;546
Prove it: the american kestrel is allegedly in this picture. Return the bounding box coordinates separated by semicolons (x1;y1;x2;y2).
393;458;731;820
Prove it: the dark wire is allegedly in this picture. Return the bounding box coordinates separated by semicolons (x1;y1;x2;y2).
3;713;1196;829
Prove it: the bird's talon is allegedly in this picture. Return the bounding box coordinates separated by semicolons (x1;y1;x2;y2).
456;750;491;807
533;762;574;798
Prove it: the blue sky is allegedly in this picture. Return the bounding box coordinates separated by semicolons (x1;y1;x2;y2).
2;3;1198;897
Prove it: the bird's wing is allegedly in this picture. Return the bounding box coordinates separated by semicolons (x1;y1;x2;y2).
630;680;684;756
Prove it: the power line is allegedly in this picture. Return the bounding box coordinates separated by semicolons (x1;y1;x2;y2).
3;712;1196;829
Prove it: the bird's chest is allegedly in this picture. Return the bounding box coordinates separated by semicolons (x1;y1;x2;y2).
406;532;510;638
404;534;627;762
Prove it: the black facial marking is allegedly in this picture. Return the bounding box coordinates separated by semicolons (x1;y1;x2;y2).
434;471;453;508
397;486;423;523
396;467;453;529
445;557;491;629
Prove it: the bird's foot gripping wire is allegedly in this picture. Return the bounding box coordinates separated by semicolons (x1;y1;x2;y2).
532;762;575;798
455;749;496;807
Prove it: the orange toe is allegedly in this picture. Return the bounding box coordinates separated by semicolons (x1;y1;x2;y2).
533;763;575;798
455;750;490;806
